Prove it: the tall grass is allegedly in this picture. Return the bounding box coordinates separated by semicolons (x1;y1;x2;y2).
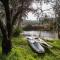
0;35;60;60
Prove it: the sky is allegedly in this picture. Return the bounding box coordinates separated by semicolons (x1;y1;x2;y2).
26;2;55;20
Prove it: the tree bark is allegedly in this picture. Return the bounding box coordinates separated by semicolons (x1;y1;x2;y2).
58;25;60;39
0;0;12;54
2;36;12;54
0;20;12;54
57;16;60;39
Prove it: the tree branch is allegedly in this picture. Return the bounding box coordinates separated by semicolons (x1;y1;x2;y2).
12;10;21;26
12;0;24;26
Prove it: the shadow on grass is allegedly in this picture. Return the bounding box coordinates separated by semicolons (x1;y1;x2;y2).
45;47;57;56
52;46;60;50
36;47;57;60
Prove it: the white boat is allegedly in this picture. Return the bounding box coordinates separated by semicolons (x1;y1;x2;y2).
27;37;45;53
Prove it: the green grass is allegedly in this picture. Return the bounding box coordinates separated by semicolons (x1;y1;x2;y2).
0;35;60;60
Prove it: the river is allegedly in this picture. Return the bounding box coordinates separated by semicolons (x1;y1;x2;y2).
23;31;58;40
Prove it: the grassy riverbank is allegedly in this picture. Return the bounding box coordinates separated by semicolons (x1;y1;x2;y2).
0;35;60;60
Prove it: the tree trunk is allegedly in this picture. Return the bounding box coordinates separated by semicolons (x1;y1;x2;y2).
0;25;12;54
58;25;60;39
2;37;12;54
58;32;60;39
0;0;12;54
57;17;60;39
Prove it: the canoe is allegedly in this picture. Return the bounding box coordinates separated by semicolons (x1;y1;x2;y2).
33;37;52;48
27;37;45;53
38;38;52;48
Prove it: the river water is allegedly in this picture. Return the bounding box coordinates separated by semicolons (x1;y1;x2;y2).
23;31;58;40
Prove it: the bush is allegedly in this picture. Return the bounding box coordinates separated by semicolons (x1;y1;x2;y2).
13;27;23;37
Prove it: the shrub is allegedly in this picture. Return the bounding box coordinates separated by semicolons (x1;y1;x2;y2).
13;27;23;37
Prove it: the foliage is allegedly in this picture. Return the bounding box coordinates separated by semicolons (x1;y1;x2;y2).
13;27;23;37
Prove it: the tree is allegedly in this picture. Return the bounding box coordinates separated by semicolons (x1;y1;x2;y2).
0;0;53;55
0;0;33;54
52;0;60;38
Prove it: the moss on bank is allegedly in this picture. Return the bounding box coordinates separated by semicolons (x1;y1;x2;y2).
0;35;60;60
